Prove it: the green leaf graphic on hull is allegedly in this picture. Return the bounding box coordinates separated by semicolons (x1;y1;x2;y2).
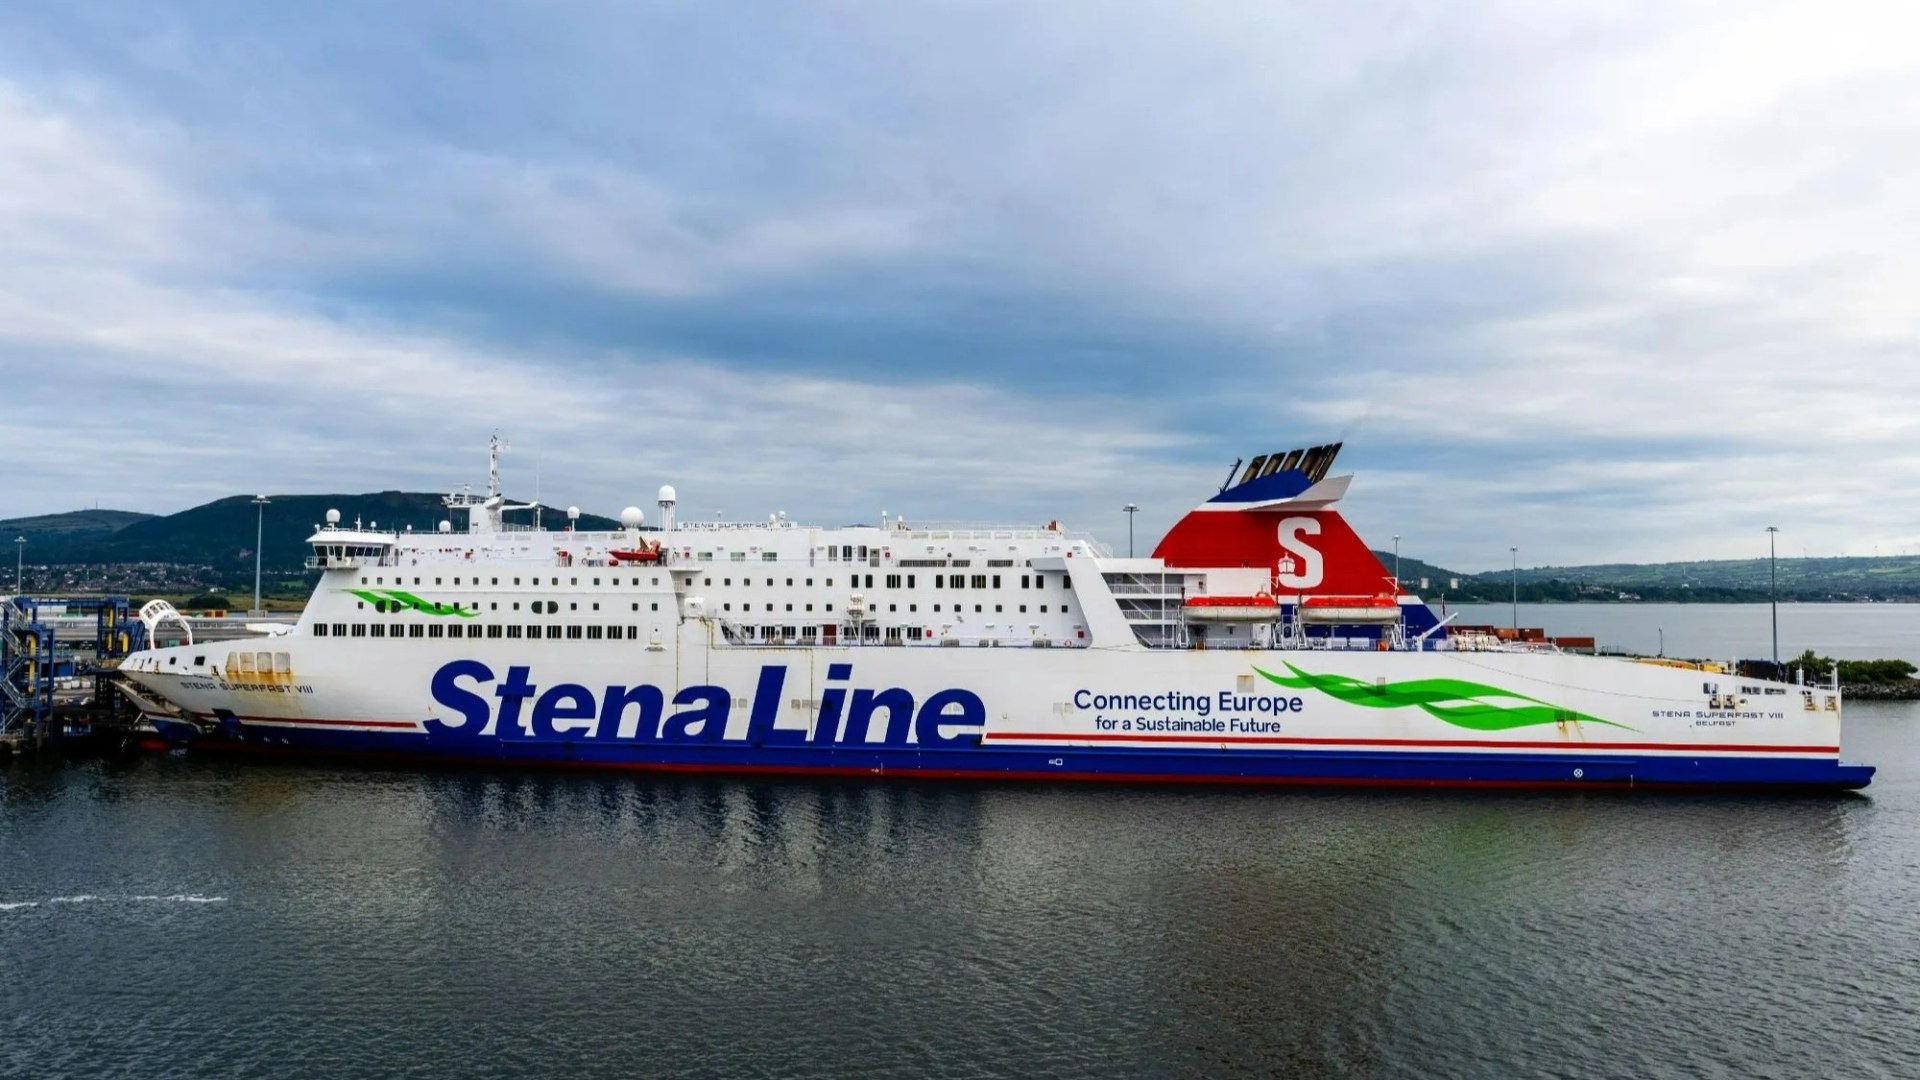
346;589;478;618
1253;662;1633;732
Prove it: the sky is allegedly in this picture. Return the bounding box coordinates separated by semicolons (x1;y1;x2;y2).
1;0;1915;571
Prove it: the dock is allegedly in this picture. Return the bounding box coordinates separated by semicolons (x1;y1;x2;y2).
1;595;149;757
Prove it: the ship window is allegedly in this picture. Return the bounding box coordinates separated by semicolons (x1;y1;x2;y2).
908;575;915;588
724;578;731;586
859;546;868;559
704;578;712;586
802;626;818;641
935;575;943;588
488;625;503;639
842;546;853;560
571;577;578;585
569;603;577;611
934;604;942;612
995;605;1003;612
357;601;365;610
724;603;732;611
805;604;814;612
886;575;900;588
889;604;897;612
512;602;521;611
786;604;793;612
698;552;712;561
546;601;560;615
507;626;522;639
1021;575;1030;588
492;578;499;585
1020;605;1027;613
993;576;1001;588
545;626;561;639
627;627;639;639
514;578;521;585
650;603;658;611
766;604;773;612
587;626;602;640
1063;604;1070;613
427;625;443;638
333;623;347;636
731;552;746;563
414;578;420;585
592;603;599;611
762;552;776;562
369;624;385;638
314;624;328;637
826;578;833;587
359;577;367;586
972;575;986;589
526;625;539;637
652;577;659;586
825;604;833;612
631;603;638;611
351;624;367;637
826;547;837;561
410;624;425;638
974;605;982;613
490;603;497;611
593;578;600;585
376;578;383;585
567;626;583;640
910;604;917;612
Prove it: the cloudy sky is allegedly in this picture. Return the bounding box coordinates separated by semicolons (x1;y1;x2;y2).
1;0;1913;570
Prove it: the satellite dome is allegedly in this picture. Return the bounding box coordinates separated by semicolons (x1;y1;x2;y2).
325;509;341;525
437;520;452;533
619;507;645;528
567;505;580;520
658;485;677;505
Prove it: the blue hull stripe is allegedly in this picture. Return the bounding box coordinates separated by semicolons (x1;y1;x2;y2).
200;726;1876;790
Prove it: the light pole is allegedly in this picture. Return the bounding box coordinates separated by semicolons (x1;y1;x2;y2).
1767;525;1779;667
1509;546;1519;631
1123;503;1139;558
1392;534;1401;592
1658;627;1664;658
252;495;271;616
12;536;22;596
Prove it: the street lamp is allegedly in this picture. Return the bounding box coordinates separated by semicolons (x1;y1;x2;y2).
1767;526;1779;667
1123;503;1139;558
252;495;271;616
1392;534;1401;592
1509;546;1519;631
12;536;22;596
1658;626;1664;658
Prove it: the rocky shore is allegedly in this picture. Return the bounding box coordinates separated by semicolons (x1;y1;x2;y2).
1842;681;1920;701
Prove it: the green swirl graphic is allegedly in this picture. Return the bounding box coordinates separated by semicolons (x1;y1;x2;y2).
1253;662;1632;731
347;589;479;618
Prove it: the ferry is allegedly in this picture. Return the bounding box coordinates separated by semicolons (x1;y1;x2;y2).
117;439;1874;790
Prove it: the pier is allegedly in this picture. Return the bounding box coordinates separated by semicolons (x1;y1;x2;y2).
1;595;147;757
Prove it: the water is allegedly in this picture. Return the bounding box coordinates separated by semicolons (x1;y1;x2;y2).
5;607;1919;1079
1445;602;1920;664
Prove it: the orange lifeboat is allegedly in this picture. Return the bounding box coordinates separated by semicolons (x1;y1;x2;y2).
1297;594;1401;624
610;539;663;563
1182;593;1280;621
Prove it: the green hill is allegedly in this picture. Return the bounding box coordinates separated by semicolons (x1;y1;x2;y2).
6;494;623;574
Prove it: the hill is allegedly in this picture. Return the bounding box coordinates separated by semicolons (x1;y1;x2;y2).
1;508;155;540
13;493;623;574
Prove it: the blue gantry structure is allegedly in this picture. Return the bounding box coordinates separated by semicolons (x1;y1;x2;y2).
1;595;146;747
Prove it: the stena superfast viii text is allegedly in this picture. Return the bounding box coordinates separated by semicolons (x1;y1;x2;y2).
118;439;1875;790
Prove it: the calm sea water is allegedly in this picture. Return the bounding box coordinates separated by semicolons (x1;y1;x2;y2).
4;606;1918;1079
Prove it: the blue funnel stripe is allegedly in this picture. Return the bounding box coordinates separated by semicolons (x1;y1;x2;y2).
1208;470;1314;504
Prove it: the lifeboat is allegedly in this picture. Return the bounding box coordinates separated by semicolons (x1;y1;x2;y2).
1296;594;1401;624
1182;594;1280;622
610;539;663;563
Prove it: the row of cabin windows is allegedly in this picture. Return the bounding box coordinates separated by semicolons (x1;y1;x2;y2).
361;575;664;587
700;574;1065;590
364;600;661;613
723;602;1064;615
314;623;646;640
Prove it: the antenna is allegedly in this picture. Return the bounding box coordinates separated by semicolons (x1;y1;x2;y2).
487;432;510;499
1219;458;1243;493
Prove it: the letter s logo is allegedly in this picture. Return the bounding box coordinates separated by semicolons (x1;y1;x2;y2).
1275;517;1324;589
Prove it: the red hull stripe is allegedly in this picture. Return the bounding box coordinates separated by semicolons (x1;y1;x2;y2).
195;711;419;730
987;731;1839;754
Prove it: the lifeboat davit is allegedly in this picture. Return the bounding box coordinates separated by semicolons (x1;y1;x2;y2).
1182;594;1280;622
1297;594;1401;624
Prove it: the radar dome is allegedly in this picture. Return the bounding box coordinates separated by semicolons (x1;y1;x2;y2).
567;505;580;520
325;509;341;525
619;507;645;528
657;485;677;505
438;520;452;533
